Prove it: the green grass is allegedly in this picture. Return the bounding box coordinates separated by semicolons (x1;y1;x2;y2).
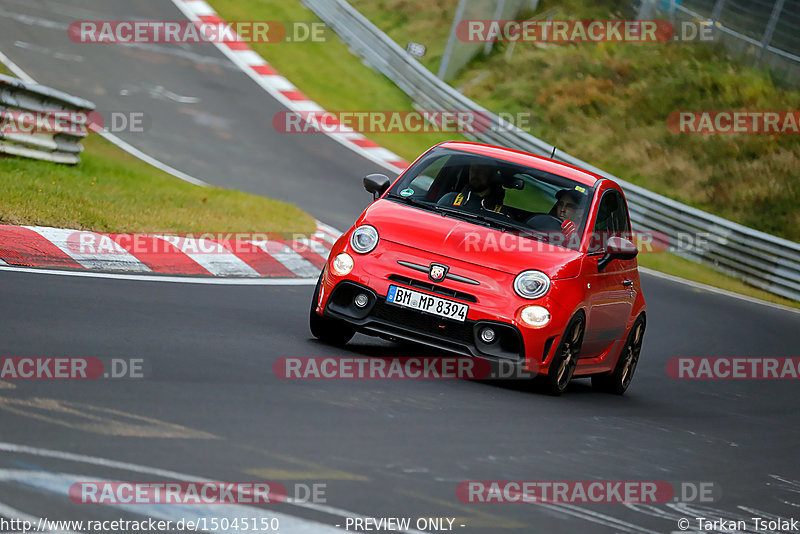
0;133;315;234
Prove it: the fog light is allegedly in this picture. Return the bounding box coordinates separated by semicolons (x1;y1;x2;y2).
480;327;496;343
332;253;354;276
521;305;551;327
354;293;369;308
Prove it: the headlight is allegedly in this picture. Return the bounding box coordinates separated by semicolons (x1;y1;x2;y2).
521;305;551;327
513;270;551;299
350;225;379;254
332;253;354;275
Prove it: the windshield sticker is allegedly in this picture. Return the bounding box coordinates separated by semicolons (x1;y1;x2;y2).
574;186;587;194
400;188;414;197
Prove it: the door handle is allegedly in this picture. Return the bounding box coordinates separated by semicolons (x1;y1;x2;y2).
622;280;633;287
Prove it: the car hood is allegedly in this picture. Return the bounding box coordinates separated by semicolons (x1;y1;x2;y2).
358;199;582;279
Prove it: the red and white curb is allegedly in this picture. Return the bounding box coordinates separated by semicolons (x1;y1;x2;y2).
0;222;340;278
171;0;409;174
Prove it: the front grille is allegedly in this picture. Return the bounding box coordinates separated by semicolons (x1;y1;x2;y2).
371;300;475;344
387;275;478;303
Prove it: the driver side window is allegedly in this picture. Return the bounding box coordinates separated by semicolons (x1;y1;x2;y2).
589;191;629;253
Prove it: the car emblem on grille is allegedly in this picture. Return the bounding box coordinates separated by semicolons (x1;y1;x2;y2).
429;263;448;283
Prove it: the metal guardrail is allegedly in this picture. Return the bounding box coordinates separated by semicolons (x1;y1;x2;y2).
0;74;95;165
303;0;800;302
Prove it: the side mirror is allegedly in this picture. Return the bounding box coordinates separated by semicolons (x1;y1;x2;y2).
364;173;391;200
598;236;638;272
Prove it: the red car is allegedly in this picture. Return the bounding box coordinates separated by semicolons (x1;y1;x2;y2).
310;141;646;395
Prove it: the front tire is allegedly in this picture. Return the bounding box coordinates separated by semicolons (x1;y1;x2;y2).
309;272;355;346
592;315;645;395
545;312;585;396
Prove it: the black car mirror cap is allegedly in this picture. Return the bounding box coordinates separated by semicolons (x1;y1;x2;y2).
598;236;638;272
364;173;391;200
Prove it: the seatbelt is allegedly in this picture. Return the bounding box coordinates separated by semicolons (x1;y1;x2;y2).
453;192;470;207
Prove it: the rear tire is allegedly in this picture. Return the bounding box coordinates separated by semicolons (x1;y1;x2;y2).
592;315;645;395
545;312;585;396
309;272;355;347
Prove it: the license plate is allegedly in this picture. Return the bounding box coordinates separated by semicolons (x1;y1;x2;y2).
386;285;468;322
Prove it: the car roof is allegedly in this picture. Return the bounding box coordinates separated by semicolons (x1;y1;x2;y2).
438;141;601;188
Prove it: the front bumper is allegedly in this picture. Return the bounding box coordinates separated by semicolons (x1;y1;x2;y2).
323;280;560;373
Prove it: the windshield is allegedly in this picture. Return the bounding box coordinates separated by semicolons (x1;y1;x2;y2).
386;147;595;250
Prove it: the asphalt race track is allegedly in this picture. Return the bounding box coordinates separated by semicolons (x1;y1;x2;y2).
1;1;800;532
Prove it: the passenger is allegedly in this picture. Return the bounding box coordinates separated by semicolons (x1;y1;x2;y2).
437;163;504;213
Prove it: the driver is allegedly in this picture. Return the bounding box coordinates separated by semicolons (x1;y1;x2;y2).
553;189;584;223
551;189;585;239
437;163;504;213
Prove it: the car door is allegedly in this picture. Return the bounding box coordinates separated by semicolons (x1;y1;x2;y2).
581;190;636;357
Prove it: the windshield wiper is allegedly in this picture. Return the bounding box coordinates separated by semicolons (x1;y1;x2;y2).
431;205;506;228
384;193;433;209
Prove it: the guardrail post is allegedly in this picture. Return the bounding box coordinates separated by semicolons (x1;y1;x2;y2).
437;0;467;80
637;0;655;19
483;0;507;56
758;0;785;63
709;0;727;37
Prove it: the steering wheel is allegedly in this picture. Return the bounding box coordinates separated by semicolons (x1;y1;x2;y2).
525;214;565;233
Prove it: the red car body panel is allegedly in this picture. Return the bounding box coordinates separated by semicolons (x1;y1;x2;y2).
315;142;646;377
